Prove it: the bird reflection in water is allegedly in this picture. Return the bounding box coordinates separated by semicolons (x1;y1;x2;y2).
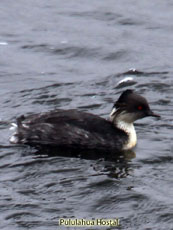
34;147;135;179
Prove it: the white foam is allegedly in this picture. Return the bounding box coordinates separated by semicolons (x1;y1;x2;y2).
0;42;8;45
117;77;134;85
60;40;68;44
116;77;136;88
129;68;136;72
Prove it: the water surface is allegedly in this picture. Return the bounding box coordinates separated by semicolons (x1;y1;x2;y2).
0;0;172;229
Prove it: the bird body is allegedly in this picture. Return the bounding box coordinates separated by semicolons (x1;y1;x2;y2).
10;90;159;153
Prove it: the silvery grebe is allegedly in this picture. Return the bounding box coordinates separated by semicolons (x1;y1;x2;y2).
10;89;159;152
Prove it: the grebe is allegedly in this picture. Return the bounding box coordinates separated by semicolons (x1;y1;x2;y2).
10;89;160;153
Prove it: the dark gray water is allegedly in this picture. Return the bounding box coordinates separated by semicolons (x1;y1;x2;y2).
0;0;173;229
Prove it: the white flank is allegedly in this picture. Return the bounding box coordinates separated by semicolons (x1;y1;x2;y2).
9;123;18;143
9;135;18;144
22;124;29;128
9;123;17;131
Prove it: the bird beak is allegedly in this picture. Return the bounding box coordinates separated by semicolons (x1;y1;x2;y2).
146;110;160;118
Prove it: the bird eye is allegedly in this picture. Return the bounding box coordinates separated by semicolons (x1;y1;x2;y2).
138;105;143;110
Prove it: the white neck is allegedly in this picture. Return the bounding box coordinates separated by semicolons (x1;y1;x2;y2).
116;120;137;150
110;108;137;150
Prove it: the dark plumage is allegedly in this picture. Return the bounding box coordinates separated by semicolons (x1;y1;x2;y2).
15;109;128;152
10;89;160;155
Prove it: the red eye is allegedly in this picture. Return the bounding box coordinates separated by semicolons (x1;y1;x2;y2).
138;106;143;110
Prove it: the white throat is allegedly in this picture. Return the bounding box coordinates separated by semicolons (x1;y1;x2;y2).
116;120;137;150
110;108;137;150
